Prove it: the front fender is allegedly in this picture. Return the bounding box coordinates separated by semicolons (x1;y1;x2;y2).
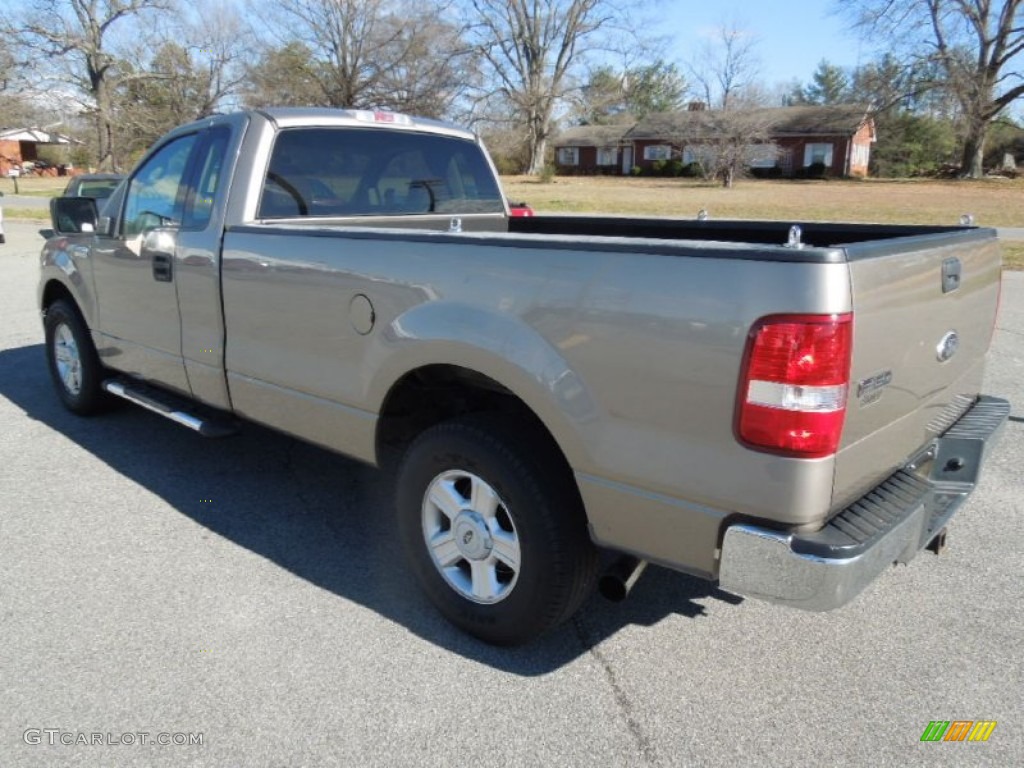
38;235;98;328
368;301;600;470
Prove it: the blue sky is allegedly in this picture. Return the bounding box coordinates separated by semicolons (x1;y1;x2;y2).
660;0;866;87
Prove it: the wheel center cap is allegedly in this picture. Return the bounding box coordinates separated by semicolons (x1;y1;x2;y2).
453;511;493;560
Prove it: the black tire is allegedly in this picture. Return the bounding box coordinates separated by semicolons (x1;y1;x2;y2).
397;414;598;645
44;299;110;415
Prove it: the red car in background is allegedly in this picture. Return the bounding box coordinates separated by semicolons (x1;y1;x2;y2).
508;201;534;217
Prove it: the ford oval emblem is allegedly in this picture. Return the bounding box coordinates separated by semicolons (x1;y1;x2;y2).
936;330;959;362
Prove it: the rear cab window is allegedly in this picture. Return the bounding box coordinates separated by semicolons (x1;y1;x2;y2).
258;127;504;219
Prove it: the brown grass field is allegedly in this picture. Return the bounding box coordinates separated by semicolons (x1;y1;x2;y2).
502;175;1024;227
6;174;1022;267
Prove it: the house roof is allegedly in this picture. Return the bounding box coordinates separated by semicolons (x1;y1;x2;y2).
626;104;872;141
0;128;74;144
555;123;632;147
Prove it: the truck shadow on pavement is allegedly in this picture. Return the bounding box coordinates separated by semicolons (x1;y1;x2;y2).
0;343;741;675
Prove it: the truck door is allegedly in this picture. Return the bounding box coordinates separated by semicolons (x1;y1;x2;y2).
90;133;200;394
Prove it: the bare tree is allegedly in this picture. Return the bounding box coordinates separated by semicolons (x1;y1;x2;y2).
178;1;253;117
0;37;16;92
464;0;616;174
687;19;761;110
846;0;1024;177
679;19;773;187
115;0;252;155
252;0;473;116
375;14;479;118
10;0;171;169
262;0;392;107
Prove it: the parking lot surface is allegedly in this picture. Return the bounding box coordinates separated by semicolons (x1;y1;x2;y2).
1;219;1021;766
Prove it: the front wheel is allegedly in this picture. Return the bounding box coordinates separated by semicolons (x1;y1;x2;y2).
44;299;109;415
397;415;598;645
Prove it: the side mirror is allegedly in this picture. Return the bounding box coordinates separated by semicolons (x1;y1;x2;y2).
50;196;99;235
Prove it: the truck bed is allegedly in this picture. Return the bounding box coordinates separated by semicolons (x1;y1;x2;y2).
510;213;986;249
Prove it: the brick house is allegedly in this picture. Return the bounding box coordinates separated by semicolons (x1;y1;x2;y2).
0;128;74;176
553;124;635;175
555;105;876;178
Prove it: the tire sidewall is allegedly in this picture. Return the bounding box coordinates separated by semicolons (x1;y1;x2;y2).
397;420;586;645
44;300;105;415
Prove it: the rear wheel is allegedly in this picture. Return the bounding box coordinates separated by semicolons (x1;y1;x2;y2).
44;299;109;415
397;414;598;645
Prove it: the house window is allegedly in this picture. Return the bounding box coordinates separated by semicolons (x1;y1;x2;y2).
643;145;672;161
682;146;716;166
851;142;870;168
747;143;778;168
557;147;579;166
596;147;617;166
804;143;833;167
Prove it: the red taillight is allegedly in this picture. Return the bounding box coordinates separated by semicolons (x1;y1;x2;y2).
737;313;853;458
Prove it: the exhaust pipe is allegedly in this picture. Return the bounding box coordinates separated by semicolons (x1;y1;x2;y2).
598;556;648;602
926;528;949;555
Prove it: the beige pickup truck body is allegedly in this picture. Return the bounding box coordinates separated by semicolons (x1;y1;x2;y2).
39;109;1008;644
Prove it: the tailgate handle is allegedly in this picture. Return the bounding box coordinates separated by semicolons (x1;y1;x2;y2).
941;257;961;293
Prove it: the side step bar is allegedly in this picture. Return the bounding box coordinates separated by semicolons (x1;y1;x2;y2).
103;379;239;438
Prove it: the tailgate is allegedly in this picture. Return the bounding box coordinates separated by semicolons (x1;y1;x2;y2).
832;229;1002;511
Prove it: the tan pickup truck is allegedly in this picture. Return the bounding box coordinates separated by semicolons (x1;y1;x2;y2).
40;108;1008;644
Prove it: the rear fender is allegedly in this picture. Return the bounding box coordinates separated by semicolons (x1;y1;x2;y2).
370;301;599;469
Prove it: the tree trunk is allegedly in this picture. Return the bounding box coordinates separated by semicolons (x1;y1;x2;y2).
527;135;548;175
959;123;987;179
95;79;115;171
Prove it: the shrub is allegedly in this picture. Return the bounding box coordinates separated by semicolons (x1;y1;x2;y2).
800;161;828;179
750;165;782;179
679;162;703;178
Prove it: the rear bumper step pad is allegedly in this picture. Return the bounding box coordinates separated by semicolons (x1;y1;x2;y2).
718;395;1009;611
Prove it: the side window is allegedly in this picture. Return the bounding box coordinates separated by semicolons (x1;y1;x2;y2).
184;128;230;230
122;134;197;236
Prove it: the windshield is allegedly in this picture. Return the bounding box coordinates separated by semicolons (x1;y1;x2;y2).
73;179;122;199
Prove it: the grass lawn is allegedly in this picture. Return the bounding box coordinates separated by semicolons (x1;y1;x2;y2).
2;177;68;197
1002;242;1024;270
3;208;49;221
502;175;1024;228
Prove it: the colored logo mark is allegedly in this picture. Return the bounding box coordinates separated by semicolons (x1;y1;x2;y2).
920;721;997;742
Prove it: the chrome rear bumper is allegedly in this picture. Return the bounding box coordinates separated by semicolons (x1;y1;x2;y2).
718;395;1010;611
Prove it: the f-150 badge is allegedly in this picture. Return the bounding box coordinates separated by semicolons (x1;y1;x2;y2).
857;370;893;405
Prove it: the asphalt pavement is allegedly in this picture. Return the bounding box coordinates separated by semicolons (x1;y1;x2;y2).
0;219;1021;767
0;194;51;210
